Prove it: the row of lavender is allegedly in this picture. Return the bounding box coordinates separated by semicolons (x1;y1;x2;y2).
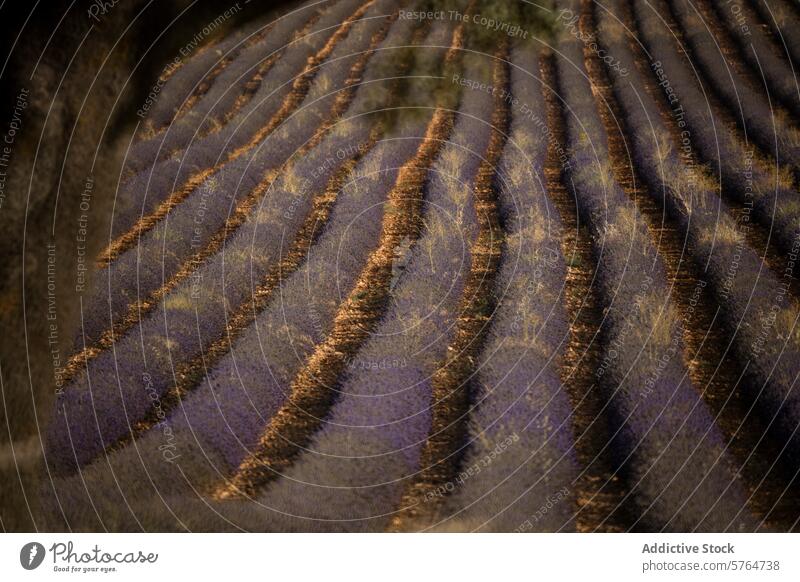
48;0;415;473
79;0;392;347
552;0;754;531
45;10;466;530
750;0;800;66
709;0;800;117
107;0;365;247
126;0;327;176
665;0;800;173
628;0;800;468
436;45;578;533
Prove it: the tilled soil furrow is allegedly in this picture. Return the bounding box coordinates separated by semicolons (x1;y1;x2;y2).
192;9;326;141
212;22;468;499
168;19;281;125
588;0;799;530
663;0;800;180
107;141;375;452
628;0;800;292
98;0;378;267
60;6;397;386
539;52;632;533
386;45;510;532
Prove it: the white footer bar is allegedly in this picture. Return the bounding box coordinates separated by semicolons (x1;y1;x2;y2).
1;533;797;581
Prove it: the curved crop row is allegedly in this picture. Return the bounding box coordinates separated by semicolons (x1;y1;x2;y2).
598;0;800;529
552;0;754;531
615;0;800;491
45;15;464;527
48;1;419;474
749;0;800;67
630;0;800;266
538;51;631;531
71;0;396;357
124;3;326;178
102;0;373;260
665;0;800;173
433;44;580;533
388;43;510;532
709;0;800;117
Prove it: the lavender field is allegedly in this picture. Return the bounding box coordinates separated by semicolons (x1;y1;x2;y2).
3;0;800;533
